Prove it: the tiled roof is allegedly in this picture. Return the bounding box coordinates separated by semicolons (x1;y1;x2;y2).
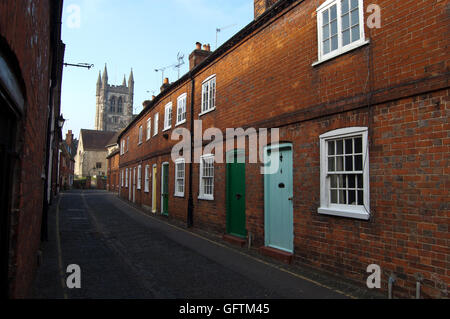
80;129;116;151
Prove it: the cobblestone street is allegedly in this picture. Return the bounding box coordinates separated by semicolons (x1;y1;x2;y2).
31;190;377;299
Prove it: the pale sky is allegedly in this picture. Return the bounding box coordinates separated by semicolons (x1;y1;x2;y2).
61;0;254;139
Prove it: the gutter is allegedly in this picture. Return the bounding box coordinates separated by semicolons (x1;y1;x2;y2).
187;73;195;228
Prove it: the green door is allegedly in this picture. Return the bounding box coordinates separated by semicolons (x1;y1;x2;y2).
226;150;246;238
264;144;294;253
161;163;169;216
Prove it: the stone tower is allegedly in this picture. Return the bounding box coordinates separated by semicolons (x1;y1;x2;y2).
95;64;134;132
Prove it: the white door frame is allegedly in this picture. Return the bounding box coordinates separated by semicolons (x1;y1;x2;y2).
161;162;169;214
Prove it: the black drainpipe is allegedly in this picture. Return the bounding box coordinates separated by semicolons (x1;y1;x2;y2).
187;73;195;228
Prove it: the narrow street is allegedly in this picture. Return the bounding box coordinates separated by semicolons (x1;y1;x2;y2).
32;190;360;299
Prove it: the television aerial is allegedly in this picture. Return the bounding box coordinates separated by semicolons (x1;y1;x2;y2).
154;52;186;84
216;24;237;49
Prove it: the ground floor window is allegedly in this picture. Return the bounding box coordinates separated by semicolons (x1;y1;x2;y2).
175;159;185;197
199;154;214;200
318;127;370;220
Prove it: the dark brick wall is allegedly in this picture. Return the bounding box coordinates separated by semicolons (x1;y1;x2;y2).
118;0;449;298
0;0;63;298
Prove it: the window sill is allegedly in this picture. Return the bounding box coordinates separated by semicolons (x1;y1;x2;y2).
198;195;214;201
162;127;171;132
174;193;185;198
199;107;216;117
318;206;370;220
176;119;186;127
312;39;370;67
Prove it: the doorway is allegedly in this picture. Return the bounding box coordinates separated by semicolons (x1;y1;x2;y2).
226;150;246;238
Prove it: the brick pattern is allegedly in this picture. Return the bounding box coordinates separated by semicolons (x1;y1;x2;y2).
0;0;61;298
117;0;449;298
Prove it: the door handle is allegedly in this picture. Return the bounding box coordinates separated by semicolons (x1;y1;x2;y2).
236;194;242;200
288;197;293;201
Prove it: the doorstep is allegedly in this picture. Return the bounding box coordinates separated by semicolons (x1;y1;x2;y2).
223;234;247;248
259;246;293;264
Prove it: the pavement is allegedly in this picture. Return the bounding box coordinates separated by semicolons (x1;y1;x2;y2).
32;190;382;299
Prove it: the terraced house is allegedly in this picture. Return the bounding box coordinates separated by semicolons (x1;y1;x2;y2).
114;0;449;298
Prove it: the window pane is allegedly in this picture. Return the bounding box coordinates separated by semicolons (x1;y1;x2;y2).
351;8;359;26
342;13;350;30
341;0;349;14
357;190;364;205
331;36;338;51
345;139;353;154
357;174;363;188
330;4;337;20
331;190;338;204
351;25;360;42
322;10;329;25
338;174;345;187
336;156;344;171
348;174;356;188
331;20;338;36
343;30;351;46
328;157;335;172
348;190;356;205
345;156;353;171
336;140;343;154
323;39;330;54
355;155;363;171
355;137;363;153
339;190;346;204
331;175;338;188
328;141;335;155
323;25;330;40
351;0;358;10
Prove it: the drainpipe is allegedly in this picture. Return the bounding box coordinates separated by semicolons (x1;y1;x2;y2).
388;274;396;299
187;73;195;228
415;273;423;299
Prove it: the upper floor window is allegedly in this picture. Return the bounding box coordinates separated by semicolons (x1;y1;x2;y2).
146;118;151;141
138;125;143;144
96;162;102;169
154;113;159;136
318;127;370;220
201;75;216;115
164;103;172;131
177;94;187;125
315;0;367;64
126;136;129;152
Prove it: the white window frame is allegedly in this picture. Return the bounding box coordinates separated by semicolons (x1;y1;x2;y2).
174;158;185;197
137;165;142;190
146;118;151;141
144;165;150;193
313;0;369;66
318;127;370;220
126;136;129;152
200;75;216;116
198;154;214;201
176;93;187;126
125;168;129;187
154;113;159;136
138;125;143;145
163;102;172;131
121;169;124;187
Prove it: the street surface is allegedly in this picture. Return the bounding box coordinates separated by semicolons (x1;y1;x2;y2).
32;190;370;299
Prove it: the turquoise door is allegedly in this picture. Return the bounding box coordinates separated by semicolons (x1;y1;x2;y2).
264;144;294;253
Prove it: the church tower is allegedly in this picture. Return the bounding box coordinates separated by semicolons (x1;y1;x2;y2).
95;64;135;132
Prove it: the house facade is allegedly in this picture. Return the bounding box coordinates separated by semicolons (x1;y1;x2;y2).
115;0;449;298
74;129;116;178
59;130;77;191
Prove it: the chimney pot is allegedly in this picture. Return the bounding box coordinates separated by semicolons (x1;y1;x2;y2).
163;77;169;84
196;42;202;50
206;44;211;52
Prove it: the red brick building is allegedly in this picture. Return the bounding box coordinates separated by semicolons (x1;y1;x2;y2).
117;0;449;298
0;0;64;298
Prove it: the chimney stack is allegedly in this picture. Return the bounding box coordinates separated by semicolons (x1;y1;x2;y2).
66;130;73;146
143;100;152;108
189;42;213;70
160;77;171;92
254;0;277;19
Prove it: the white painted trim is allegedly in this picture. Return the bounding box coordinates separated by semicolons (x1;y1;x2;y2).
174;158;185;197
198;154;215;201
199;107;216;117
163;102;172;131
202;74;216;84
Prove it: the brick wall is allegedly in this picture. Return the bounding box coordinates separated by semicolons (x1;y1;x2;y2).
118;0;449;298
